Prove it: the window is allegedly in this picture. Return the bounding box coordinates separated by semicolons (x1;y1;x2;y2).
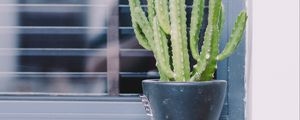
0;0;246;120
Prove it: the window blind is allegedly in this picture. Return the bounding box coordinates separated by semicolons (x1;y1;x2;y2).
0;0;110;94
0;0;247;119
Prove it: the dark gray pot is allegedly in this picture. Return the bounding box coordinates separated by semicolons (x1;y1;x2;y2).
142;80;227;120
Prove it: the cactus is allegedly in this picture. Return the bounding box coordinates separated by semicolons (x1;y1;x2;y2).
129;0;248;82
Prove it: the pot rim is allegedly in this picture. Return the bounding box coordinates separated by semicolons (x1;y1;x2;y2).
143;79;227;86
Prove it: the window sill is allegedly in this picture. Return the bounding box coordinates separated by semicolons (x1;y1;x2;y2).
0;95;150;120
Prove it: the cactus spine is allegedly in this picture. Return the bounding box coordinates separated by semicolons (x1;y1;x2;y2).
129;0;247;82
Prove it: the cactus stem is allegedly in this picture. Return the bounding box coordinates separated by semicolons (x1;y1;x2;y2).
169;0;190;81
129;0;247;82
152;16;174;79
190;0;205;61
217;11;248;61
155;0;171;34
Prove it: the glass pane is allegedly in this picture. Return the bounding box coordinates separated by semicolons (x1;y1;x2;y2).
0;0;114;94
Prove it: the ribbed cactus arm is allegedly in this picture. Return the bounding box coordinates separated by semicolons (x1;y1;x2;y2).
200;27;221;81
132;22;152;50
189;0;205;61
169;0;190;82
129;0;151;50
157;27;172;81
147;0;156;26
190;0;216;81
191;0;222;81
190;26;212;81
152;17;174;78
180;0;190;81
155;0;171;34
159;25;172;79
132;7;154;45
200;0;223;81
217;11;247;61
156;28;172;81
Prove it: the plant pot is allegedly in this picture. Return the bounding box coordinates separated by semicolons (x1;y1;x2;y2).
142;79;227;120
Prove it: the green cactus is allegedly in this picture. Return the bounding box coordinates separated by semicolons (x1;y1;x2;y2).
129;0;248;82
155;0;171;34
198;0;223;81
128;0;151;50
190;0;205;61
169;0;190;81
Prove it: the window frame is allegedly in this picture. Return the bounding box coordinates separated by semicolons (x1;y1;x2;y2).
217;0;246;119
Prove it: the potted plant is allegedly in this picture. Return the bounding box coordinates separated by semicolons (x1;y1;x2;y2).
129;0;247;119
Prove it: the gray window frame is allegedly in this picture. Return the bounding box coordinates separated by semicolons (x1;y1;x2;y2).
217;0;246;119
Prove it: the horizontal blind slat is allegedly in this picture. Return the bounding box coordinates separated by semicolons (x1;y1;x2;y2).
0;49;152;56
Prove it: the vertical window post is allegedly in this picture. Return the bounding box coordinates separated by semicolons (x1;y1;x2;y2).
107;0;120;96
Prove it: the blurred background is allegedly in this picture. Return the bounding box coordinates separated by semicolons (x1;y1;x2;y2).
0;0;163;95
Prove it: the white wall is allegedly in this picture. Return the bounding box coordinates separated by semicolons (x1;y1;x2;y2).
248;0;299;120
